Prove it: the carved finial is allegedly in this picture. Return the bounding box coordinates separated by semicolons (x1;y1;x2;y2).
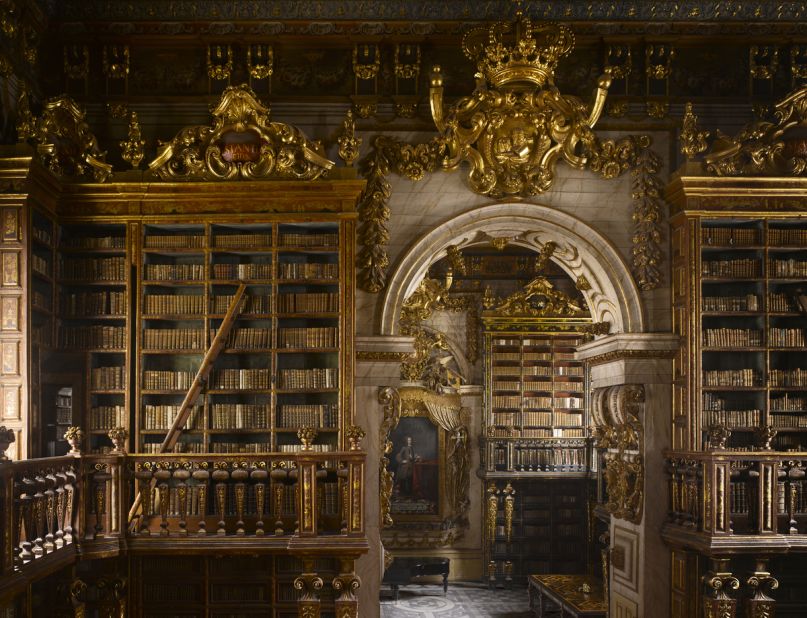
0;425;15;461
120;111;145;169
15;87;35;142
64;426;83;454
755;425;777;451
680;102;710;160
346;425;366;451
482;286;498;309
337;109;361;167
297;426;318;451
108;427;128;454
706;424;731;451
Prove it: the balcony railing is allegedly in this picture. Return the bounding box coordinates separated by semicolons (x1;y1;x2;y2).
664;450;807;554
0;448;367;609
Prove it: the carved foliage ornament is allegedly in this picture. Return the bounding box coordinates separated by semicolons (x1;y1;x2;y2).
591;384;645;524
705;85;807;176
149;84;333;181
430;13;611;198
33;95;112;182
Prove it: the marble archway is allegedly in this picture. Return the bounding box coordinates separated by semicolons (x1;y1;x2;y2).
380;202;645;337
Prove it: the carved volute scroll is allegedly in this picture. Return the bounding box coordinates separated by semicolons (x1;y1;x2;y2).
33;95;113;182
705;85;807;176
591;384;645;524
149;83;334;181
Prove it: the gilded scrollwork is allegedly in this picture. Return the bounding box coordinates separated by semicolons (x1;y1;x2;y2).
429;14;611;198
149;83;333;181
32;95;112;183
680;102;710;159
337;109;361;167
705;86;807;176
119;111;145;170
591;384;645;524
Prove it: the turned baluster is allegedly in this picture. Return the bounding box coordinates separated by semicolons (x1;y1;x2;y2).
154;467;171;536
32;473;45;557
174;467;190;536
212;465;229;535
93;467;112;539
134;466;153;536
63;467;76;545
44;472;56;553
290;467;300;535
270;466;288;535
16;481;32;564
251;467;268;536
192;466;209;535
54;470;66;549
788;462;804;534
232;465;248;536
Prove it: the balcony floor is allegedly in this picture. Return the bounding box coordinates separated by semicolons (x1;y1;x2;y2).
381;582;531;617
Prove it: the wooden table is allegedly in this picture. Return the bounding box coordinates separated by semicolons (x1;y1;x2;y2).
528;575;607;617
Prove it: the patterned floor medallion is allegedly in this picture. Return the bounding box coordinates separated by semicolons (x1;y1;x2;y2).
381;583;532;618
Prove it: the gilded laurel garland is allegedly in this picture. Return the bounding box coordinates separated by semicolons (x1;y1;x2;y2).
586;135;664;291
357;136;442;292
149;84;333;181
705;86;807;176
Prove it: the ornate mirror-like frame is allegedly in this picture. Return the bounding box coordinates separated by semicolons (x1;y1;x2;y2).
379;385;470;548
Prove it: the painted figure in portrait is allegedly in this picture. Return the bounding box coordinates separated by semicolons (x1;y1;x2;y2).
388;416;439;515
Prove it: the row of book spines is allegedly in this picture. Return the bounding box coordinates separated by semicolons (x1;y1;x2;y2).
702;259;761;277
278;368;337;390
769;260;807;278
143;329;205;349
89;406;126;429
769;329;806;347
702;294;801;313
702;228;807;246
143;405;204;430
59;326;125;349
771;415;807;428
702;369;760;387
705;410;762;426
278;405;338;428
491;366;583;375
277;328;337;348
140;232;338;249
211;264;273;279
493;353;577;361
492;339;583;346
498;448;585;468
703;329;763;347
62;236;124;249
771;394;807;410
146;295;336;315
770;369;807;387
60;257;126;281
64;292;127;316
32;227;52;246
32;254;50;277
91;366;125;390
278;263;338;279
210;369;271;390
702;295;760;312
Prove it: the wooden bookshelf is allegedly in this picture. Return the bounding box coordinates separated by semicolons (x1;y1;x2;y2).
671;212;807;451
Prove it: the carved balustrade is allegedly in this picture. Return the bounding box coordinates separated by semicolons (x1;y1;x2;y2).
0;456;79;582
664;450;807;553
127;452;365;542
1;450;367;608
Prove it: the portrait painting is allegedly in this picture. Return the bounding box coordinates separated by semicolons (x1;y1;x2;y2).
387;416;440;517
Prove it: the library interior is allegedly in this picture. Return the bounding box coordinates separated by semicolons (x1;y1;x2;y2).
1;1;807;617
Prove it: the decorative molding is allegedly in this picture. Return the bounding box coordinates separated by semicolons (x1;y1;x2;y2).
148;83;333;181
583;348;677;367
356;351;410;362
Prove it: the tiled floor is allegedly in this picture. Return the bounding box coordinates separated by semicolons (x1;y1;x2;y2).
381;583;532;618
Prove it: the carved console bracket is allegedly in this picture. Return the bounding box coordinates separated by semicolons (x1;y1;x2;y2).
591;384;645;524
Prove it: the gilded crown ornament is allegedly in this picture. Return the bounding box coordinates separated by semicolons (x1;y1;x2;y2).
430;12;611;198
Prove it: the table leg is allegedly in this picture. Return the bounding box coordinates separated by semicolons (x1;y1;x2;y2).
443;572;448;596
392;584;399;603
